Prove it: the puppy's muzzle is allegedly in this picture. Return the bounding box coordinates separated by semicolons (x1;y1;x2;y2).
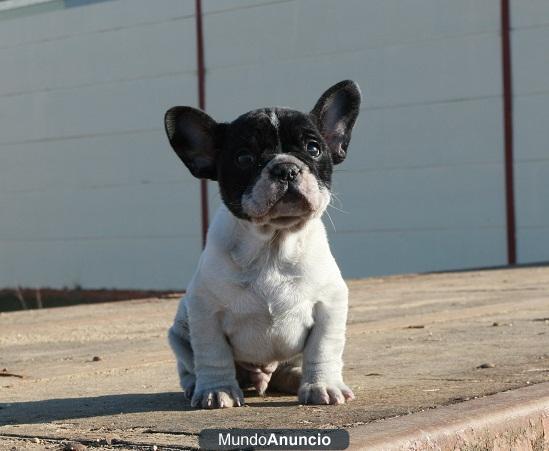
241;155;328;225
270;162;302;183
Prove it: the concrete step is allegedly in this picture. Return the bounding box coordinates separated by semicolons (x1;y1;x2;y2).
350;382;549;450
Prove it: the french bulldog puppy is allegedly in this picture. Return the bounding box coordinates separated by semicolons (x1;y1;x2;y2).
166;80;361;409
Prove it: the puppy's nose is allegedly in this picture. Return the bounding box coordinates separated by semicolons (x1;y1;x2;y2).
270;163;301;182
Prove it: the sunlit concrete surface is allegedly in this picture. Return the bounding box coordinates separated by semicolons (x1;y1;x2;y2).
1;266;548;449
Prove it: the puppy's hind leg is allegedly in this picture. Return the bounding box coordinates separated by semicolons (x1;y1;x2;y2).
168;324;196;400
269;356;302;395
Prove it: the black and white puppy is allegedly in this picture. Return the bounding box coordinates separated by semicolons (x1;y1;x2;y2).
166;80;361;409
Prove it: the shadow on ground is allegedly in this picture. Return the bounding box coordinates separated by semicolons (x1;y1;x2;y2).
0;391;299;426
0;392;191;425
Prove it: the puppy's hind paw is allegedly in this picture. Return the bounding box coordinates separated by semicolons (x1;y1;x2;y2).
191;385;245;409
298;382;354;405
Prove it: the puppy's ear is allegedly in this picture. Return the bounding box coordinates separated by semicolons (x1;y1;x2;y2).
164;106;224;180
311;80;361;165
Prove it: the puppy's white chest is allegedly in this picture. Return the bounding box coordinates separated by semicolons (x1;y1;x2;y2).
220;270;315;364
184;209;343;366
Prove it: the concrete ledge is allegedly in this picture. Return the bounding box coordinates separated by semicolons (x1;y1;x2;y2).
351;382;549;450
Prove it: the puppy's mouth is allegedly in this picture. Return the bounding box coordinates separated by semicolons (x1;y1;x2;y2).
239;155;329;228
268;215;306;227
246;186;318;227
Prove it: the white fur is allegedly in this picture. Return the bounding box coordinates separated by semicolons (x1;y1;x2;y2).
169;157;353;407
269;110;279;130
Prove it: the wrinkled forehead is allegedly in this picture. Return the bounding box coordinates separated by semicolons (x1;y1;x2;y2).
225;108;317;147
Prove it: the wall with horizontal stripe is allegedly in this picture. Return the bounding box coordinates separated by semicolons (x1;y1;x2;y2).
0;0;202;289
0;0;545;289
511;0;549;264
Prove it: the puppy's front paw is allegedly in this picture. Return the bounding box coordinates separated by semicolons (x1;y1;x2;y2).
181;374;196;400
298;382;355;405
191;384;244;409
183;383;195;400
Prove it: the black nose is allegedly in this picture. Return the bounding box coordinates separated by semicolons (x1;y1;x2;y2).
270;163;301;182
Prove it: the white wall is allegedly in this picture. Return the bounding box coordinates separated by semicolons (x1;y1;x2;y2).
511;0;549;264
0;0;203;289
2;0;543;289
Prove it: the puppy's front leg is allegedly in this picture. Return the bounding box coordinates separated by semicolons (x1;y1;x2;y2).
299;289;354;405
188;300;244;409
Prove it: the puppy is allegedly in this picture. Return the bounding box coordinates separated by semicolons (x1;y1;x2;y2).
165;80;361;409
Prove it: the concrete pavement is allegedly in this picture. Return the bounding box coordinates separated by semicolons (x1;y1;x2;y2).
1;266;548;449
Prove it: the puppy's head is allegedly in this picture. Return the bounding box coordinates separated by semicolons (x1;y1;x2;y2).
164;80;361;230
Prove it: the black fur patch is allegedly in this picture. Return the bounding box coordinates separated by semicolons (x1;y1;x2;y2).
217;108;333;220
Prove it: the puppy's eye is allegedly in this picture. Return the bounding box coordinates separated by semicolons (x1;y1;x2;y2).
235;150;255;169
306;141;321;158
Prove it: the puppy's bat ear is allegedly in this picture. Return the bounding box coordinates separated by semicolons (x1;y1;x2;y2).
164;106;225;180
311;80;361;165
